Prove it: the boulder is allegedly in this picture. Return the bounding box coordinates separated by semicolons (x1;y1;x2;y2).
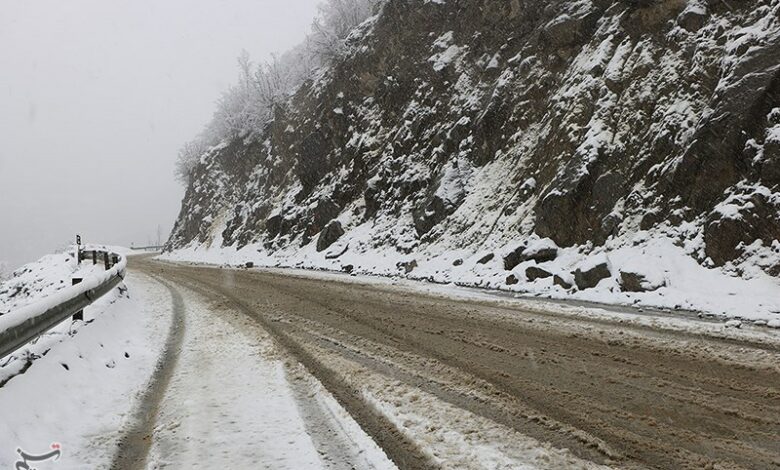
553;275;572;289
245;262;254;269
526;266;552;281
453;258;464;266
506;274;519;285
573;263;611;290
504;244;558;270
503;246;526;270
477;253;495;264
342;264;354;273
619;271;662;292
316;221;345;252
527;247;558;263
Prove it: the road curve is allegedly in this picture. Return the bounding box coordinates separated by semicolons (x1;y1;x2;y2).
133;257;780;470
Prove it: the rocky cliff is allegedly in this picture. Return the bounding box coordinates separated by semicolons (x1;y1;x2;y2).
167;0;780;305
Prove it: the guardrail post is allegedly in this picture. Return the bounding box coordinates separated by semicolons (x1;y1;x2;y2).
104;252;110;270
92;251;97;265
72;278;83;320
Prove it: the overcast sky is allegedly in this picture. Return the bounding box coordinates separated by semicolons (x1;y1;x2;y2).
0;0;320;269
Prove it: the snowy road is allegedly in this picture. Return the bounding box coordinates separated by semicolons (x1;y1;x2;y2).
112;271;395;470
130;257;780;470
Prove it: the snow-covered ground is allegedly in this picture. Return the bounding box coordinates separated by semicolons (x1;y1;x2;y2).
0;274;172;468
160;228;780;326
0;246;133;381
0;250;102;315
0;249;396;469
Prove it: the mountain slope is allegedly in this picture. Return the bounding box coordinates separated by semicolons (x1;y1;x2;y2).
166;0;780;319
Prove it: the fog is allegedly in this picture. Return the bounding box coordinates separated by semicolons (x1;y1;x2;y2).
0;0;320;270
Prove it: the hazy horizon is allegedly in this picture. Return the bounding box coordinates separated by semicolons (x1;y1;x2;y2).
0;0;321;269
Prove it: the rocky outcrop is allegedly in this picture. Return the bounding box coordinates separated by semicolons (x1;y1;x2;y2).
167;0;780;281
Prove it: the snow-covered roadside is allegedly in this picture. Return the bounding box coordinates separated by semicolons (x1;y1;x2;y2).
144;278;395;470
0;274;172;468
0;249;106;315
160;228;780;326
0;246;133;382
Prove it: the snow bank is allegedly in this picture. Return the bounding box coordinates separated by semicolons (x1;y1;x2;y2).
161;228;780;325
0;247;127;337
0;245;129;315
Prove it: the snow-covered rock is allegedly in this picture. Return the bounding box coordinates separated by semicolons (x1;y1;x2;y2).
165;0;780;323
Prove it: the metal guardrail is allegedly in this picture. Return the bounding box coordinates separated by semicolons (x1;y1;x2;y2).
0;249;127;360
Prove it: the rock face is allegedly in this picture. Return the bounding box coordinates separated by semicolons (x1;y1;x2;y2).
167;0;780;279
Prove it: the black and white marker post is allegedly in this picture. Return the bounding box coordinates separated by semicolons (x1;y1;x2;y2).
76;234;82;265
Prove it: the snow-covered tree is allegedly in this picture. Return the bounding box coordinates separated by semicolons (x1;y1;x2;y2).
175;137;209;184
307;0;381;61
175;0;383;184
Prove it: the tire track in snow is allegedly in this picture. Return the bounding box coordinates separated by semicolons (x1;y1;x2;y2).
110;274;186;470
144;260;780;469
164;268;439;470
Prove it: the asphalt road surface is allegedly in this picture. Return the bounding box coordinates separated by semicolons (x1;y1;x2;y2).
128;256;780;470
